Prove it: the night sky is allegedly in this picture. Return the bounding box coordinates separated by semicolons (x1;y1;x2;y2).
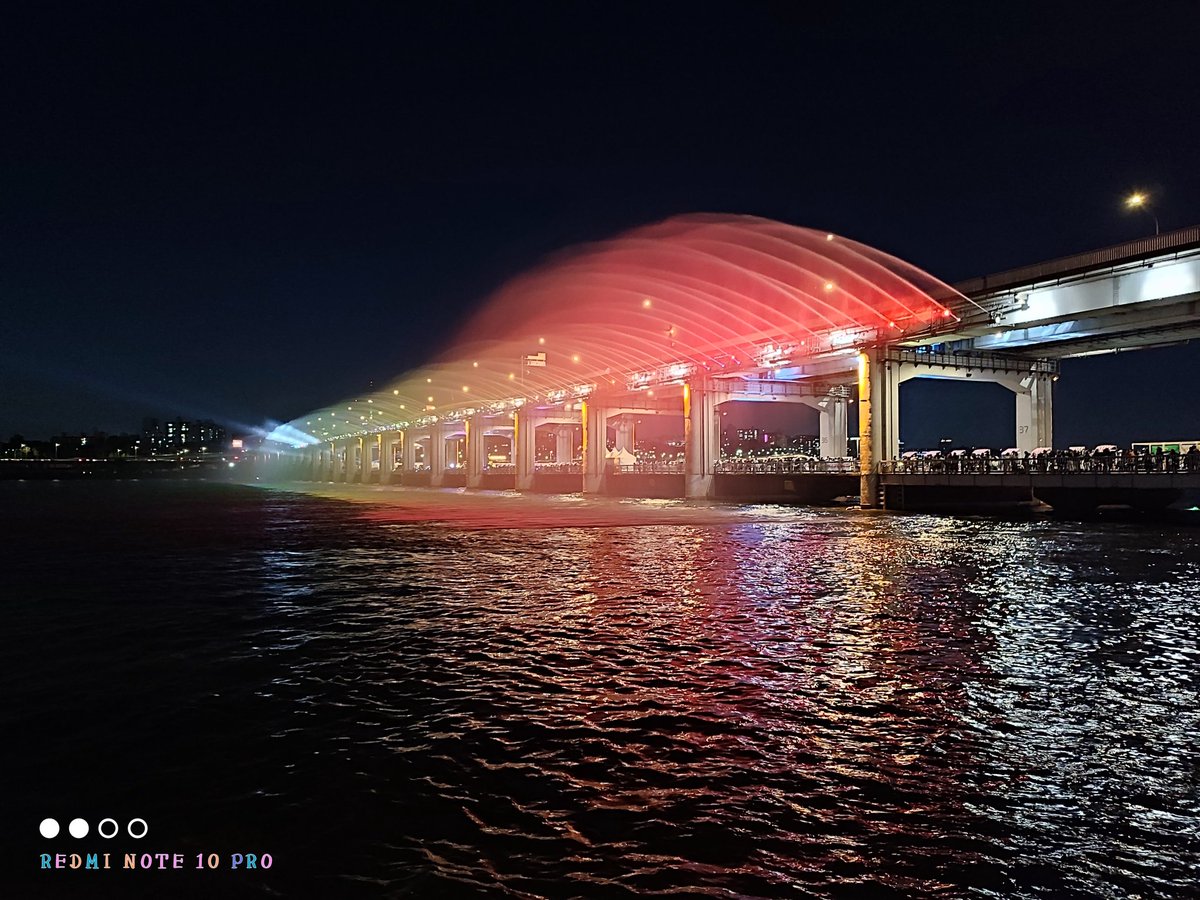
3;3;1199;448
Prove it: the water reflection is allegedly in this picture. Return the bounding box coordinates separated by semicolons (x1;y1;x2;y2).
238;491;1200;896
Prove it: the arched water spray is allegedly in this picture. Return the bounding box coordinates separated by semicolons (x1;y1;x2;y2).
276;213;964;443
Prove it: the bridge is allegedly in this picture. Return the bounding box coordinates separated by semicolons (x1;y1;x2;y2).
260;216;1200;513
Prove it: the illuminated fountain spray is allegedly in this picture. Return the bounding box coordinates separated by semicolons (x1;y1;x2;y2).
272;214;967;500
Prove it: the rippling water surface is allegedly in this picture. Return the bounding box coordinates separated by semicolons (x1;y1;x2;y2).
5;481;1199;898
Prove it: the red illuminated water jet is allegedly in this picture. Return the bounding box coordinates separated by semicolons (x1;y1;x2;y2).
290;213;965;438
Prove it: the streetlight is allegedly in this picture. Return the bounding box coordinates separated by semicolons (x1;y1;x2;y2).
54;442;60;459
1124;191;1159;235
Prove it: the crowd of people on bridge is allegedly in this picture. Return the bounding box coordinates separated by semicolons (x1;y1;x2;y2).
892;445;1200;475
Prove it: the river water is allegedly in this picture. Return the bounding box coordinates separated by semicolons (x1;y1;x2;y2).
5;480;1198;898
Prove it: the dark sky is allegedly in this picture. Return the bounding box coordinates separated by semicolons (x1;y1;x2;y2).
3;2;1199;447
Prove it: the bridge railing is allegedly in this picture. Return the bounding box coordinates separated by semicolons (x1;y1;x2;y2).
612;461;684;474
881;453;1200;476
535;462;581;474
714;456;858;475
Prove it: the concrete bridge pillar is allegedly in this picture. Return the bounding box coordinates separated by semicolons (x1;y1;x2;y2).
684;381;720;499
354;436;367;483
1015;374;1054;452
859;349;900;508
379;432;395;483
403;430;419;472
819;392;850;458
430;424;448;487
554;425;574;463
466;415;487;488
582;402;610;493
334;439;348;482
613;417;635;455
514;410;538;490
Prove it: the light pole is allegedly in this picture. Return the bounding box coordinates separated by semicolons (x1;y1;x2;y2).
1124;191;1159;235
54;442;60;459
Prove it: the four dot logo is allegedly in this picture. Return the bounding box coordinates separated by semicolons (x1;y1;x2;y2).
40;818;149;838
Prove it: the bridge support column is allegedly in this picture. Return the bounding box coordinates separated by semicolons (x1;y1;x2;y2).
859;349;899;507
466;415;487;488
684;381;719;499
355;436;368;483
554;425;574;464
582;402;609;494
379;432;395;483
1015;373;1054;452
334;440;348;482
613;417;636;455
404;430;419;472
819;392;850;458
514;410;539;490
430;424;448;487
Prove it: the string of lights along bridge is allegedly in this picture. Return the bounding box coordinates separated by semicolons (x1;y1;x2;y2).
263;214;1200;511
